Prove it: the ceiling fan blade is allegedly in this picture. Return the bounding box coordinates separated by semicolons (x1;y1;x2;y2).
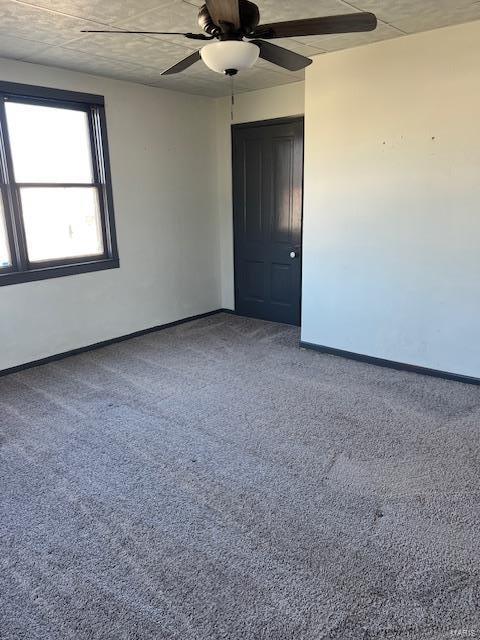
161;50;201;75
206;0;241;29
81;29;212;40
251;40;312;72
250;12;377;39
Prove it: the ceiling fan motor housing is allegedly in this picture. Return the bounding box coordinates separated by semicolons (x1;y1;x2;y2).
198;0;260;38
198;6;220;36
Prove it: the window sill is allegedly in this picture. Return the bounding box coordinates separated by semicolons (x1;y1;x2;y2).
0;257;119;287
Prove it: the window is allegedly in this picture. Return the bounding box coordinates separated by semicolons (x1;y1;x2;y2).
0;81;118;286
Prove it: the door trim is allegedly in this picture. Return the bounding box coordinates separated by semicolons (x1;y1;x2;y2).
231;115;305;325
231;115;304;131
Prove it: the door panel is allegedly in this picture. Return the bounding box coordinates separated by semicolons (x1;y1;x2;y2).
233;118;303;325
272;138;294;244
244;260;265;302
271;262;293;305
244;138;263;239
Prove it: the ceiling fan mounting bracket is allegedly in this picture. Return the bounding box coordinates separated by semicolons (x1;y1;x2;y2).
218;31;243;42
184;32;215;40
249;26;274;39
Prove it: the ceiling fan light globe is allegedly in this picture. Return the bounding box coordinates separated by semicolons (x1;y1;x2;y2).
200;40;259;74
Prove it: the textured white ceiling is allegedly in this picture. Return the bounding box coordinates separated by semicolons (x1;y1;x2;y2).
0;0;480;96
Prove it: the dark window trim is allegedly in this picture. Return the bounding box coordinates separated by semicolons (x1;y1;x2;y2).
0;80;105;106
0;257;119;286
0;81;118;288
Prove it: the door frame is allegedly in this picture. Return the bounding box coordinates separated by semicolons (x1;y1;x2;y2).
231;115;305;325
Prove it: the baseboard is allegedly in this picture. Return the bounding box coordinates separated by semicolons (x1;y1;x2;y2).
0;309;231;378
7;314;475;387
299;341;480;387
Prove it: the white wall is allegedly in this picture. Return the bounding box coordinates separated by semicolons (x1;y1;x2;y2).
5;18;480;378
0;58;220;370
302;21;480;377
214;81;305;309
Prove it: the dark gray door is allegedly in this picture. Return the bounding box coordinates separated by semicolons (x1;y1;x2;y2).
232;117;303;326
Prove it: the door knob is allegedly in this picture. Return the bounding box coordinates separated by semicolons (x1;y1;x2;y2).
290;251;298;259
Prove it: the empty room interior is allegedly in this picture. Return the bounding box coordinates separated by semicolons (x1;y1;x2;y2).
1;1;480;638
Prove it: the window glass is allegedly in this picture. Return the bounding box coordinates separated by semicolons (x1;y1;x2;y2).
5;101;94;183
0;200;11;267
20;187;103;262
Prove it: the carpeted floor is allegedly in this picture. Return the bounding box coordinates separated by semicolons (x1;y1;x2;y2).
1;313;479;640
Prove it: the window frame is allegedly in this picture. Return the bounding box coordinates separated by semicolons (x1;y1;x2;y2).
0;81;119;287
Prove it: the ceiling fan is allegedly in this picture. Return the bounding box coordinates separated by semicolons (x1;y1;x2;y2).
82;0;377;76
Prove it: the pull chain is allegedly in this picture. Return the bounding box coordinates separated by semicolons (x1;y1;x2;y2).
230;74;235;122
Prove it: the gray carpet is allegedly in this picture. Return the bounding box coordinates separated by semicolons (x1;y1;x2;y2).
1;313;479;640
